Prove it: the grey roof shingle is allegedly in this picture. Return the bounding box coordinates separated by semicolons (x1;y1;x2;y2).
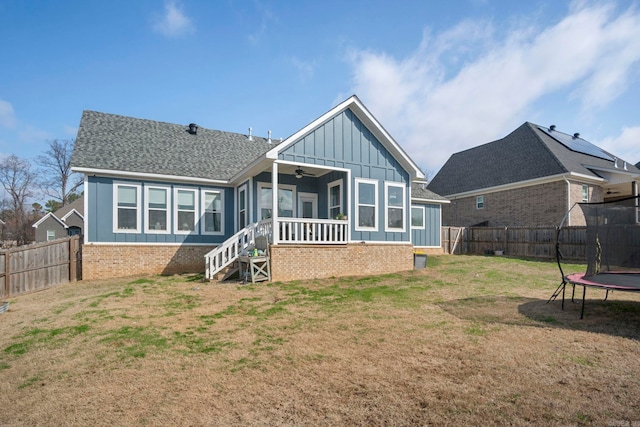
428;122;640;196
54;197;84;217
71;111;276;181
411;182;448;202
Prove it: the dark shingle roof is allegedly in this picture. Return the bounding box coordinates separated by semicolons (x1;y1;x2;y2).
54;197;84;217
411;182;448;202
71;111;276;181
428;122;640;196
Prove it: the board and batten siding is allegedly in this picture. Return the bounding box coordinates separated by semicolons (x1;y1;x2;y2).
278;108;411;243
86;176;234;244
411;203;442;247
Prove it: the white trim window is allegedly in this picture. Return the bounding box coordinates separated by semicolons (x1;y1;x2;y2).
114;182;141;233
328;179;343;219
411;205;425;229
476;195;485;209
355;178;378;231
581;184;589;203
174;188;198;234
385;182;406;232
238;184;248;229
258;183;296;219
47;230;56;241
145;185;171;234
201;190;224;235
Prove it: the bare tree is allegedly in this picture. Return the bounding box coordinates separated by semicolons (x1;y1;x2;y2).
0;155;36;246
36;139;82;206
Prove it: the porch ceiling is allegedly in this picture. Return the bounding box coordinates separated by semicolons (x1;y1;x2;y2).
276;163;333;178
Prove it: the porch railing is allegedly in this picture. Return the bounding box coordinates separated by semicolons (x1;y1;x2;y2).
204;218;349;280
276;218;349;244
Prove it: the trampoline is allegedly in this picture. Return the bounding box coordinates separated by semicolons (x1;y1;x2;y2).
549;195;640;318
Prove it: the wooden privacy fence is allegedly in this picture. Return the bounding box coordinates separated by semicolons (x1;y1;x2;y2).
0;236;81;300
442;226;587;261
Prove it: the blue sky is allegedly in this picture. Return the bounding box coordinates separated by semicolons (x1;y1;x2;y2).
1;0;639;177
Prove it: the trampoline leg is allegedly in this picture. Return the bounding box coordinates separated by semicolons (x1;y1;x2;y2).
604;289;610;301
580;286;586;319
571;284;577;303
561;283;565;310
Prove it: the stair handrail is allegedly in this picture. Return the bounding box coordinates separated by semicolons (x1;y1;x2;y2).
205;223;256;279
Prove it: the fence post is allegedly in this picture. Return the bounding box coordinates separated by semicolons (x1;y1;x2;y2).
4;248;9;298
69;237;77;282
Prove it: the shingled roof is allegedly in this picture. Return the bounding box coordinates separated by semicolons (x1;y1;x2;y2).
71;111;276;182
411;182;449;202
428;122;640;196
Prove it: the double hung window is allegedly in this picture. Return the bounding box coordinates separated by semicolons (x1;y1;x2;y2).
114;183;141;232
328;180;343;219
145;186;170;233
385;183;406;232
355;179;377;230
202;190;223;234
175;188;198;233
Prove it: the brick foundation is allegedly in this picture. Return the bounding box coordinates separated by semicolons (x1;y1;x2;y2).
82;244;213;280
269;243;414;282
82;243;418;282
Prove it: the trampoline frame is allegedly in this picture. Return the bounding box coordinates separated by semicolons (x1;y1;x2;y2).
548;196;640;319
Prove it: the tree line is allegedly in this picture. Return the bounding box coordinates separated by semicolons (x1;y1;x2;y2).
0;139;82;247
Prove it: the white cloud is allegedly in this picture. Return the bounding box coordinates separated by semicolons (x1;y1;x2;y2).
153;1;194;38
347;2;640;172
598;126;640;164
0;100;16;129
291;57;315;82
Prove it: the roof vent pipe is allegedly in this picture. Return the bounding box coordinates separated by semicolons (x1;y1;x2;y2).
549;125;556;131
188;123;198;135
268;130;272;144
573;132;580;139
248;127;253;141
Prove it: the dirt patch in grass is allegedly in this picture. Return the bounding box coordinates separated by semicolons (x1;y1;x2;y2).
1;255;639;425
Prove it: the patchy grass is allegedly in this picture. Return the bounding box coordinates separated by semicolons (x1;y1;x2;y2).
0;255;639;426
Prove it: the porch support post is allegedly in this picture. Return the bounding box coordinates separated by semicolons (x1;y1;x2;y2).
272;162;279;245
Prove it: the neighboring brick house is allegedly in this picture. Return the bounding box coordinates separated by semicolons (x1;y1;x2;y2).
70;96;448;281
32;197;84;242
428;122;640;227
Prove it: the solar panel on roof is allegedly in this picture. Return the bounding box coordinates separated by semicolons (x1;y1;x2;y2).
538;126;614;161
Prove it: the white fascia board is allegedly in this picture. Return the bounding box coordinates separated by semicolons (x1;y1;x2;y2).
445;173;606;199
72;167;230;186
264;95;425;180
32;212;67;229
61;209;84;222
412;197;451;204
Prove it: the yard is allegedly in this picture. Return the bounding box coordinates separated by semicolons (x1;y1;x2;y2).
1;255;639;426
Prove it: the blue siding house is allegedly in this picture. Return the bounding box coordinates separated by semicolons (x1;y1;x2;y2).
71;96;448;281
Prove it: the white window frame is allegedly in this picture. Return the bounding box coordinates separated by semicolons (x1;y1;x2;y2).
328;179;343;220
173;187;199;234
581;184;589;203
385;182;406;232
476;195;485;209
411;205;425;229
257;183;297;219
144;185;171;234
355;178;378;231
113;182;141;233
46;230;56;241
201;189;224;235
237;183;249;229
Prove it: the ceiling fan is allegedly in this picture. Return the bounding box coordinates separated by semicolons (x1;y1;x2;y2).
295;167;315;179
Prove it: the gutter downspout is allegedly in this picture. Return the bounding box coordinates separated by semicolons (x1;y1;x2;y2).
563;176;571;226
